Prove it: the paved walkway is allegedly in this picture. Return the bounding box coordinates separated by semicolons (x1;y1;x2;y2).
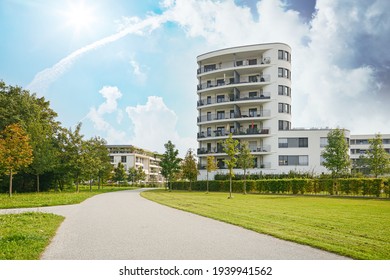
1;189;350;260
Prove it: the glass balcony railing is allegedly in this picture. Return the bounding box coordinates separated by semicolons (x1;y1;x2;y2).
197;110;271;123
197;128;270;139
197;75;271;91
197;57;271;74
197;92;271;107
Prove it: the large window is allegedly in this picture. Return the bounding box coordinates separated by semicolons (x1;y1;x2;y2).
121;156;127;163
279;155;308;166
278;120;291;131
204;64;216;72
278;67;290;79
278;138;308;148
249;108;257;117
278;103;291;114
217;111;225;120
278;85;291;96
320;137;328;148
278;50;290;61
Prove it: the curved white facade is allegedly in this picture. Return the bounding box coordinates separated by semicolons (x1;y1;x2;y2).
197;43;293;176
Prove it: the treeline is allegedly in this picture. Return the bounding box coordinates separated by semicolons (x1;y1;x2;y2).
171;178;390;197
0;81;112;195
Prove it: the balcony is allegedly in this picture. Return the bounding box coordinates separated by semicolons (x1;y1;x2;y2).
197;110;271;123
198;145;271;155
197;92;271;107
197;75;271;91
197;128;270;139
197;57;271;75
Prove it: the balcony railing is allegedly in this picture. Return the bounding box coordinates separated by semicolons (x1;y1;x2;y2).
197;92;271;107
198;145;270;155
197;128;270;139
197;75;271;91
198;162;271;169
197;57;271;74
197;110;271;123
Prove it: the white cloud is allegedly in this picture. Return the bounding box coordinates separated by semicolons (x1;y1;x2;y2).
129;57;147;84
86;86;127;143
126;96;197;156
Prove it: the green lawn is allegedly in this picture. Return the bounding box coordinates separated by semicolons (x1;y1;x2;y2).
0;212;64;260
141;190;390;260
0;186;137;209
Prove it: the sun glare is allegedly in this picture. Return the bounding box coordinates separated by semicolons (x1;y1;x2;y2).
63;1;96;33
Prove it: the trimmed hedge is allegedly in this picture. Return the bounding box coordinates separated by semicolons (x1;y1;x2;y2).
171;178;390;197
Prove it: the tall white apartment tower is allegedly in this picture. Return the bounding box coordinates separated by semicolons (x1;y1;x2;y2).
197;43;292;177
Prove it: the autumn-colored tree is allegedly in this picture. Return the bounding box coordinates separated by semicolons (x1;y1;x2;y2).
206;156;217;193
0;123;33;197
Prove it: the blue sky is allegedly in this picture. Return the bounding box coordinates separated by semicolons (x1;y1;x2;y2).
1;0;389;156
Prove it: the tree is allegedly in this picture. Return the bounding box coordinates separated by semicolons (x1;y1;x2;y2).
113;162;127;185
181;149;199;191
0;123;33;197
159;140;181;191
223;134;239;198
366;134;390;177
206;156;218;193
237;141;254;194
92;137;113;189
128;166;146;184
321;128;351;177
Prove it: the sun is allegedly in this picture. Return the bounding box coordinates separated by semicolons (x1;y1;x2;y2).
63;1;96;33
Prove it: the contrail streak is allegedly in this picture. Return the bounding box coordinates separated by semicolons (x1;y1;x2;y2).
27;14;167;94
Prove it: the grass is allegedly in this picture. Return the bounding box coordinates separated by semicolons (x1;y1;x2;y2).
0;212;64;260
141;190;390;260
0;186;138;209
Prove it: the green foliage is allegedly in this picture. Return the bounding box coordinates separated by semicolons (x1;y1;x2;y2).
365;134;390;177
128;166;146;184
223;134;239;198
321;128;351;177
159;140;181;190
181;149;199;190
206;156;218;193
113;162;127;184
237;141;254;194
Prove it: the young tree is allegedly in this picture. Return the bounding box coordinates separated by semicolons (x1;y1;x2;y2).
223;134;239;198
237;141;254;194
113;162;127;185
128;167;146;184
206;156;217;193
0;123;33;197
159;140;181;191
321;128;351;177
181;149;199;191
366;133;390;177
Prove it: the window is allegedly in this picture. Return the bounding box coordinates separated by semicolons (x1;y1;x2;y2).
217;95;225;103
207;96;211;104
207;127;211;137
278;68;290;79
248;59;257;65
249;108;257;117
278;85;291;96
217;79;225;86
279;155;308;166
207;143;211;152
204;64;216;72
217;143;223;153
216;127;225;136
109;156;114;163
207;112;211;121
278;50;284;60
217;111;225;120
248;75;258;82
249;91;257;98
320;156;326;166
278;120;291;131
320;137;328;148
278;103;291;114
236;60;243;66
121;156;127;163
278;138;308;148
278;50;290;61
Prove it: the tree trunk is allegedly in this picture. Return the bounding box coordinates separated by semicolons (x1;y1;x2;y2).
98;176;101;190
206;171;209;193
243;170;247;194
36;174;40;193
229;171;233;199
9;169;13;197
89;176;92;192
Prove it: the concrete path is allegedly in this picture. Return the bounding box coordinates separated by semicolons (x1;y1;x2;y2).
1;189;349;260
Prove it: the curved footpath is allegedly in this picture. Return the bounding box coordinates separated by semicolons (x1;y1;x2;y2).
0;189;349;260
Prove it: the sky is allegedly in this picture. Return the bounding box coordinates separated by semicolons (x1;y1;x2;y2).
0;0;389;157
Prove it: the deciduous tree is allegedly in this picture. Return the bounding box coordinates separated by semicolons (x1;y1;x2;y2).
206;156;217;193
160;141;181;191
237;141;254;194
223;134;239;198
321;128;351;177
366;134;390;178
113;162;127;185
0;123;33;197
181;149;199;191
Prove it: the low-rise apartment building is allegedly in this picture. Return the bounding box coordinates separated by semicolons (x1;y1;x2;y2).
107;145;164;184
